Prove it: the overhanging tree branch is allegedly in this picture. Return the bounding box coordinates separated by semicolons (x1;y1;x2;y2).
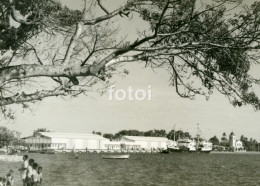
0;88;67;106
0;0;260;115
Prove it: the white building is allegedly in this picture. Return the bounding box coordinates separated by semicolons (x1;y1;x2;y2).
23;132;109;150
235;140;243;150
110;136;169;150
23;133;171;151
229;132;244;151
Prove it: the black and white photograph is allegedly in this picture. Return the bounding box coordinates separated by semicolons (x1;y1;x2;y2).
0;0;260;185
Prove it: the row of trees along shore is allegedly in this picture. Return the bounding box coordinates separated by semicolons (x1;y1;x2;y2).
209;132;260;151
95;129;192;141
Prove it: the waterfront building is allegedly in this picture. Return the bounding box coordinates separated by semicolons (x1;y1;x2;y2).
22;132;110;150
229;132;236;147
119;136;169;150
218;132;245;151
121;136;169;149
23;133;170;151
104;136;171;151
229;132;244;151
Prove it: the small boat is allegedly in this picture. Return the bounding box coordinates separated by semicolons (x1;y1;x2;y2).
46;149;56;154
101;154;130;159
28;150;40;153
40;149;56;154
160;149;169;154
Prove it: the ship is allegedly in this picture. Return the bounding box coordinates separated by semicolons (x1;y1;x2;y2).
167;139;212;153
197;140;213;153
166;124;212;153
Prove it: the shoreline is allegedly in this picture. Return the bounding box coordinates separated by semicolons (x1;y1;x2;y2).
210;151;260;154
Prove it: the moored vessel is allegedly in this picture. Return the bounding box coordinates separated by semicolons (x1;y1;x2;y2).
40;149;56;154
101;154;130;159
167;139;212;153
167;124;212;153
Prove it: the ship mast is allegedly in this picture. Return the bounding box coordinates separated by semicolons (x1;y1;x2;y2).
173;124;176;141
196;123;201;149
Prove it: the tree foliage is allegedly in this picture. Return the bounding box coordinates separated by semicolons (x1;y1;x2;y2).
167;129;191;140
0;126;20;147
103;133;114;140
221;132;228;141
240;135;259;151
114;129;167;138
0;0;260;118
33;128;50;136
114;130;145;138
209;135;220;145
109;129;192;139
92;131;102;136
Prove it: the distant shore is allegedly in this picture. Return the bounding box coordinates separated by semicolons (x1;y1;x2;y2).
210;151;260;154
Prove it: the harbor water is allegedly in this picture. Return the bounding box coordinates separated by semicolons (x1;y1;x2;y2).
1;153;260;186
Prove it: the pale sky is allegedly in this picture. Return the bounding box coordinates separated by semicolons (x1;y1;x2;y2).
2;0;260;141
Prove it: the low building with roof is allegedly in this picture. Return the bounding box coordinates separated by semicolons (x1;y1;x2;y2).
22;132;110;151
22;133;171;151
109;136;170;150
219;132;244;151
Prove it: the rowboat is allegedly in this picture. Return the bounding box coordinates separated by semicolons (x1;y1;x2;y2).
101;154;130;159
40;149;56;154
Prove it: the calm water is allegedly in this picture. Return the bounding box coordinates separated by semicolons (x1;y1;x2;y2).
1;153;260;186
